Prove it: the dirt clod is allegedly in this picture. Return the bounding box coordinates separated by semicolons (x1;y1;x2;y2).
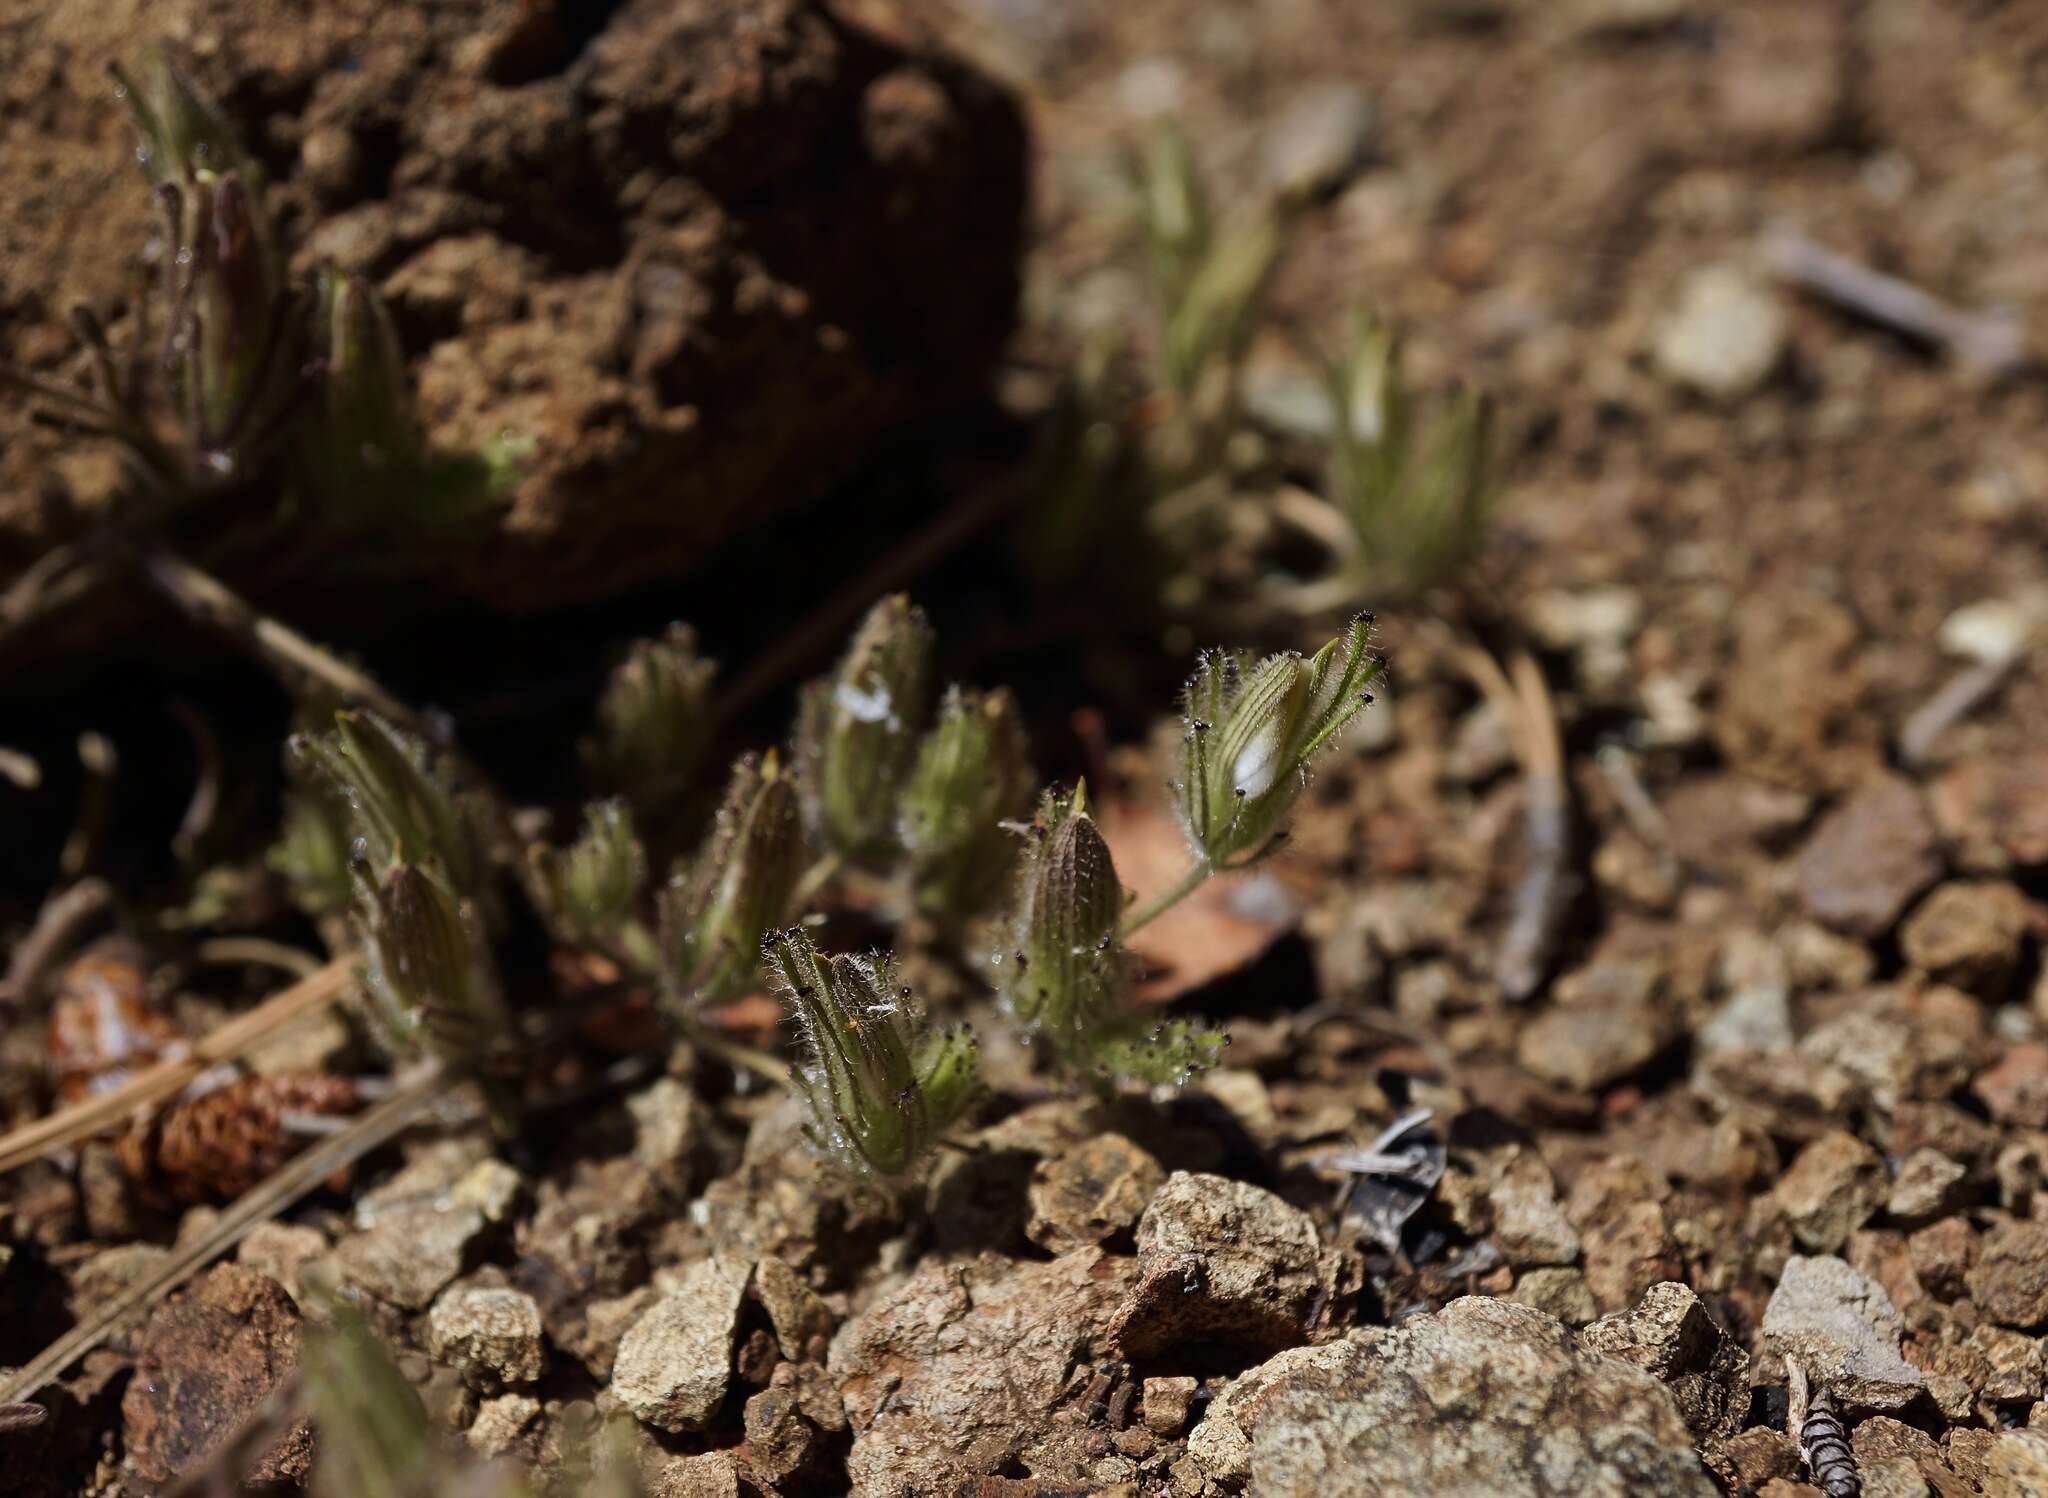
119;1264;309;1486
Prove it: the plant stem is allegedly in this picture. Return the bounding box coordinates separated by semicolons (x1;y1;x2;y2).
1120;859;1212;936
134;545;424;731
791;850;845;911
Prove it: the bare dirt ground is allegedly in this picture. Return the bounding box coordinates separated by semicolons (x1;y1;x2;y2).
8;0;2048;1495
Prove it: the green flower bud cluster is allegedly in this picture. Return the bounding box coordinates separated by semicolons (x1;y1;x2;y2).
532;799;648;949
290;711;506;1075
795;595;936;860
763;927;980;1176
897;686;1034;919
796;596;1037;918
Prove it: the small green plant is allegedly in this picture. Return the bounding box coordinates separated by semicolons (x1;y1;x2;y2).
1318;311;1497;604
763;926;981;1175
584;623;718;826
0;45;520;647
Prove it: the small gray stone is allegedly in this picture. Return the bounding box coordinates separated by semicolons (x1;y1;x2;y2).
1489;1150;1582;1269
1899;881;2029;995
1508;1267;1599;1327
236;1223;327;1306
1260;83;1374;198
330;1201;485;1310
1969;1221;2048;1330
1886;1149;1969;1226
611;1257;750;1433
1516;1002;1673;1092
1761;1255;1926;1410
1653;263;1786;402
427;1285;546;1391
1142;1375;1198;1435
1026;1132;1166;1254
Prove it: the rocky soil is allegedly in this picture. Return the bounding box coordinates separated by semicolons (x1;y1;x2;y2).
9;0;2048;1496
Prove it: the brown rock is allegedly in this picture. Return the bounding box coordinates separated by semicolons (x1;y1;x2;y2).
1107;1172;1338;1362
1182;1298;1716;1495
120;1264;309;1485
831;1248;1136;1495
1580;1281;1750;1441
1970;1222;2048;1329
1795;775;1944;938
1931;753;2048;872
1141;1376;1197;1436
1979;1046;2048;1129
1515;1002;1675;1092
1887;1150;1970;1226
1908;1217;1977;1302
1899;882;2030;994
1705;1427;1800;1492
1025;1133;1166;1255
1581;1200;1684;1316
1774;1131;1887;1252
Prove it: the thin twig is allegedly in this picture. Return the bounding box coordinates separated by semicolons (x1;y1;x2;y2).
0;957;357;1174
168;700;224;863
58;731;116;879
134;547;423;732
191;936;325;980
0;877;116;1013
1897;656;2015;768
1760;221;2030;379
0;1061;444;1405
1454;644;1573;1001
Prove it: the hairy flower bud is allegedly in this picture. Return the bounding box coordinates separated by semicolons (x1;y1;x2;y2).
534;799;647;947
762;927;978;1175
1177;615;1383;869
290;710;483;897
167;169;290;462
1006;784;1130;1041
795;595;934;859
302;266;422;493
588;624;718;822
1000;784;1223;1084
657;752;803;1014
898;686;1034;918
354;861;505;1074
111;45;257;190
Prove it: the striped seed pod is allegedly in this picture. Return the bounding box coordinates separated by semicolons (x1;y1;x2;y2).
1800;1388;1860;1498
